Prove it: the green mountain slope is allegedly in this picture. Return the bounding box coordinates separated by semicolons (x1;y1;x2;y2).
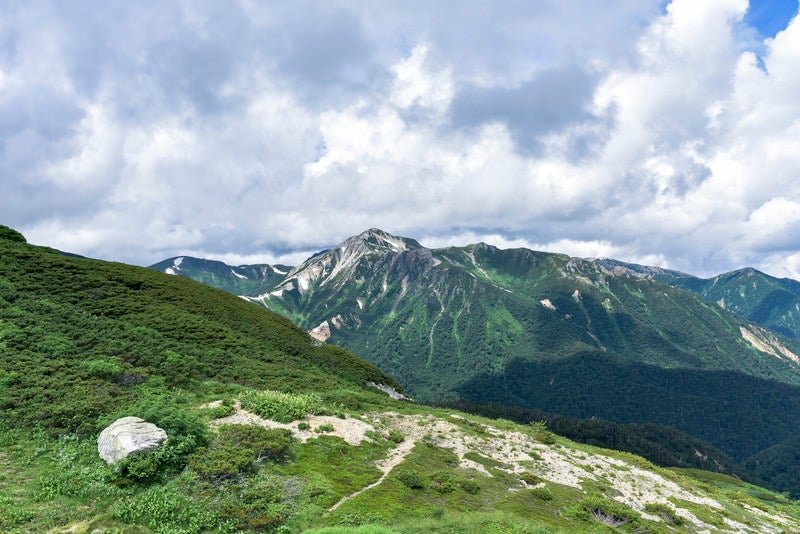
153;230;800;400
4;225;800;532
0;230;400;436
183;229;800;394
598;259;800;339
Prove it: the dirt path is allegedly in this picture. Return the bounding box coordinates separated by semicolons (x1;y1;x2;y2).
205;402;421;513
327;435;416;512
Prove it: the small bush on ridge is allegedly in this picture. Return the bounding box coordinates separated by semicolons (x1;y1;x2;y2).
240;390;325;423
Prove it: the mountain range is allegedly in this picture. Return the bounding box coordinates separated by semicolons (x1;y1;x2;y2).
151;228;800;495
9;224;800;532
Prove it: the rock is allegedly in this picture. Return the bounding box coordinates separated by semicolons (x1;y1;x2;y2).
369;381;412;401
97;416;167;464
308;320;331;343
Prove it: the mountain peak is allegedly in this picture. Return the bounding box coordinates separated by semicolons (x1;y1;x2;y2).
345;228;422;253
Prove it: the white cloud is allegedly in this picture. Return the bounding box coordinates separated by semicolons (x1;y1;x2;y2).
3;0;800;282
390;44;453;112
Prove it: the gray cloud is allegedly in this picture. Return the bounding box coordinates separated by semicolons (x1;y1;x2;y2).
450;65;597;155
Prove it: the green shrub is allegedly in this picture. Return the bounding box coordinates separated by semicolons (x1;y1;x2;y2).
530;486;553;501
0;369;19;390
159;350;201;386
520;472;542;485
202;403;236;419
644;503;683;525
107;395;209;447
240;389;324;423
388;430;405;443
81;358;124;379
459;478;481;494
579;494;641;527
188;425;291;479
430;471;457;494
316;423;335;433
297;421;311;431
116;434;199;481
0;226;26;243
530;421;557;445
397;470;426;489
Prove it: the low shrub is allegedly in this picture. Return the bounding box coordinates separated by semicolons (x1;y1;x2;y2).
202;404;236;419
388;430;405;444
240;389;325;423
644;502;683;525
530;421;557;445
116;434;199;482
459;478;481;495
579;494;640;527
81;358;124;379
530;486;553;501
430;471;457;494
520;472;542;485
397;470;426;489
188;425;292;479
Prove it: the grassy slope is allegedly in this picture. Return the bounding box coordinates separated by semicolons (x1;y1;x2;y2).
0;236;399;436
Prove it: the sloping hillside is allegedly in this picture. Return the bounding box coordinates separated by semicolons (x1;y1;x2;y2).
598;259;800;339
0;229;400;438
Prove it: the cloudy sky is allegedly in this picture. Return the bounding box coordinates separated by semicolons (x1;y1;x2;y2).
2;0;800;278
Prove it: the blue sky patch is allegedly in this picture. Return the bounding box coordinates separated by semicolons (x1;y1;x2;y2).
745;0;797;38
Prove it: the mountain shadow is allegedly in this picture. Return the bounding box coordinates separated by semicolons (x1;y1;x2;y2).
457;350;800;463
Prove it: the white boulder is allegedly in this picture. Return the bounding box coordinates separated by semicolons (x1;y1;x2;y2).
97;416;167;464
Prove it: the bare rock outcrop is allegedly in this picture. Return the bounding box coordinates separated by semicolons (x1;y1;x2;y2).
308;320;331;343
97;416;167;464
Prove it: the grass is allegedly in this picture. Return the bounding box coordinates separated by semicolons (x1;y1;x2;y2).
274;435;389;509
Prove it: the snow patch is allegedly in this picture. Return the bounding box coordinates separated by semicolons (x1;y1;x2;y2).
271;266;288;275
165;267;178;275
173;257;184;268
245;287;285;301
231;269;248;280
383;235;408;252
357;299;364;310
